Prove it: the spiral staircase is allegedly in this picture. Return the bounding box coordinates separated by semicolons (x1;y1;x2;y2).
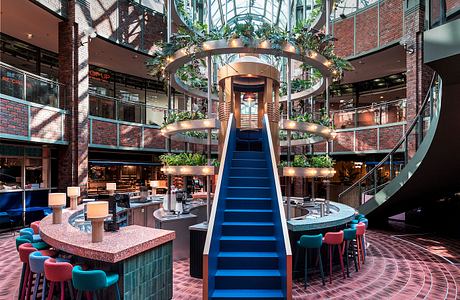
339;17;460;220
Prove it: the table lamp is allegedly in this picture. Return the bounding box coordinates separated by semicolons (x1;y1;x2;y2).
67;186;80;210
106;183;116;195
150;180;159;196
86;201;109;243
48;193;66;224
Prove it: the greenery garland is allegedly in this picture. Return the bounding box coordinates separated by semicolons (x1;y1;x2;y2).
279;154;335;168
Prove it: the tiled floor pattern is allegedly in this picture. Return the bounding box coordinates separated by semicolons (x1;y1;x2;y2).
2;230;460;299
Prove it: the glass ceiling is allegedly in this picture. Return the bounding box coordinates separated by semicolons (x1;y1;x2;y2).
209;0;289;29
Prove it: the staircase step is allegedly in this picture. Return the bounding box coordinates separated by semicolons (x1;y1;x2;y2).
230;167;268;177
233;151;264;159
227;187;271;198
222;222;274;236
220;236;277;252
225;197;272;209
228;177;270;187
217;252;279;269
224;209;273;222
211;289;284;300
231;159;267;168
214;269;282;289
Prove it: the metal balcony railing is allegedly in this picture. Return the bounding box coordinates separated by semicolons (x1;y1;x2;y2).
338;74;441;208
0;62;66;109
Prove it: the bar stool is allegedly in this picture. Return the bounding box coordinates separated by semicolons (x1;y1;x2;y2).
72;266;120;300
18;244;57;300
44;258;74;300
29;251;50;300
356;223;366;265
295;234;325;288
30;221;40;234
342;228;358;277
19;228;41;243
323;231;345;283
16;236;49;251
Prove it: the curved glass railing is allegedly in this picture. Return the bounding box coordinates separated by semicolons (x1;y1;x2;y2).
338;74;441;208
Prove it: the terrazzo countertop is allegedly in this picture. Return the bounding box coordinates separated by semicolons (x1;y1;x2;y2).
286;201;356;232
40;205;175;263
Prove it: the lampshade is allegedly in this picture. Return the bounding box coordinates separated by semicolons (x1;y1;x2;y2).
86;201;109;219
106;183;116;191
48;193;66;206
67;186;80;197
150;180;159;188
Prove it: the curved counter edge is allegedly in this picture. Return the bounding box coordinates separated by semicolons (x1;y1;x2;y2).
287;201;356;232
40;205;176;263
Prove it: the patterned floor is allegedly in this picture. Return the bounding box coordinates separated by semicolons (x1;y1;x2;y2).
2;229;460;300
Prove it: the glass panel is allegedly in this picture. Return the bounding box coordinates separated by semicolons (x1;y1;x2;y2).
26;75;59;107
0;64;24;99
0;157;22;190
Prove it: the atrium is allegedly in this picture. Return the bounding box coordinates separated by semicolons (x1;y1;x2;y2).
1;0;460;299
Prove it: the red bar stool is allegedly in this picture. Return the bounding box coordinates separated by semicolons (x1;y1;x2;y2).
323;231;345;283
30;221;40;235
18;244;57;300
44;258;74;300
356;223;366;266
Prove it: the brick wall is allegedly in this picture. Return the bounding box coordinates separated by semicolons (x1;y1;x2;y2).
379;0;404;45
333;0;403;57
0;98;28;136
379;124;404;150
333;132;354;152
30;107;63;140
355;128;377;151
143;127;165;149
119;124;142;147
92;120;117;146
355;6;378;54
91;0;165;54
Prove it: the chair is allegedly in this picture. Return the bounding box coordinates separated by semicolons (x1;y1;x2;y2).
342;228;358;276
356;223;366;265
16;236;49;251
295;234;325;288
29;251;51;300
19;228;41;243
323;231;345;283
30;221;40;234
44;258;74;300
72;266;120;300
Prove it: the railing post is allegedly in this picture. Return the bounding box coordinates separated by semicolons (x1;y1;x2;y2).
440;0;446;25
429;86;434;120
389;154;394;179
358;183;362;206
23;72;27;101
417;114;423;149
373;171;378;196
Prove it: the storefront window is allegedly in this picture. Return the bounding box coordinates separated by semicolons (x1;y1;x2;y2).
0;144;52;191
0;157;22;190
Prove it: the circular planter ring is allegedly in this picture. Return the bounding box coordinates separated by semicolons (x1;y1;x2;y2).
169;132;218;146
280;119;336;140
161;165;217;176
164;38;333;100
280;135;325;146
281;167;335;178
161;118;220;138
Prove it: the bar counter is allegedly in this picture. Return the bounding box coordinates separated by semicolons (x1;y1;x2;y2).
40;205;176;299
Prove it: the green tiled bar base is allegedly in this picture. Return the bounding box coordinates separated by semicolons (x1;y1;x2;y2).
123;241;173;300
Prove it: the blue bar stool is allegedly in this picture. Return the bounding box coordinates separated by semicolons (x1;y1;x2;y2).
342;228;358;277
19;228;41;243
295;234;325;288
72;266;120;300
29;251;51;300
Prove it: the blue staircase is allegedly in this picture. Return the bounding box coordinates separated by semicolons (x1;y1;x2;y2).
205;115;291;300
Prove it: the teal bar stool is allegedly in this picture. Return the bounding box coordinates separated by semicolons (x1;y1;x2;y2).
16;236;49;251
19;228;41;242
72;266;120;300
342;228;358;277
295;234;325;288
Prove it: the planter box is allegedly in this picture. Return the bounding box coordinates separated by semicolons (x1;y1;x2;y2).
281;167;335;178
161;165;217;176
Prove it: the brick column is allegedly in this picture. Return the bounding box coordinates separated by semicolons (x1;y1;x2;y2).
58;0;91;195
404;0;434;158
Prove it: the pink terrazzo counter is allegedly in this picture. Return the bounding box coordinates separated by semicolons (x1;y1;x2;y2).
39;205;175;263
